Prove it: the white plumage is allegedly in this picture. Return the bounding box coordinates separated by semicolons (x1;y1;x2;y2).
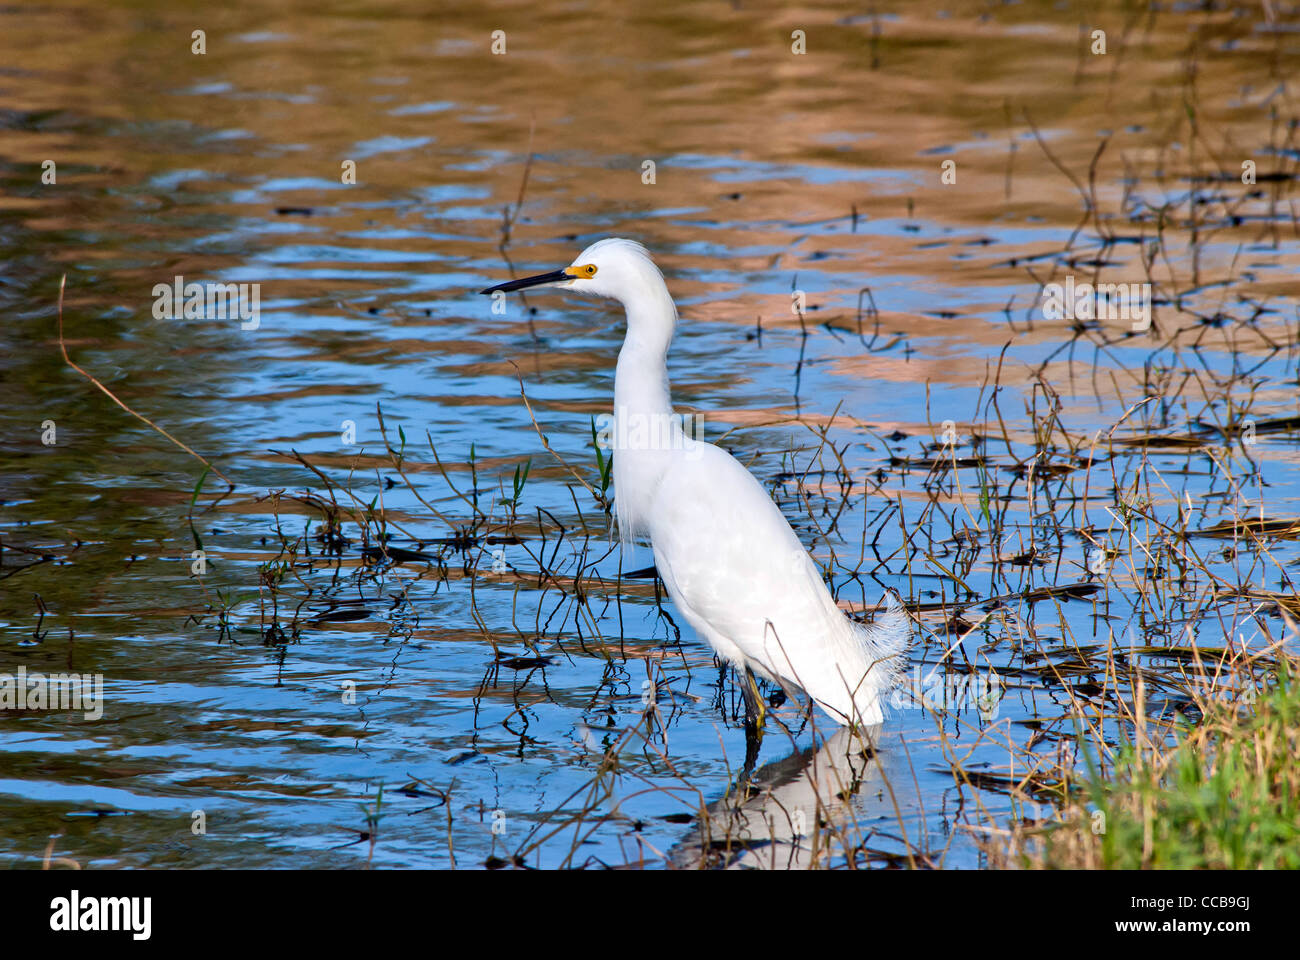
483;238;909;728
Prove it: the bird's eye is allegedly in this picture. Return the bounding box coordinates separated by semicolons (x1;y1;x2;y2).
582;264;597;277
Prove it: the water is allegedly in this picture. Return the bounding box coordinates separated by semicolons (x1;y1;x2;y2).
1;1;1298;868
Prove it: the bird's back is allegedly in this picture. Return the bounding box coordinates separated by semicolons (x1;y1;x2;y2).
640;439;907;725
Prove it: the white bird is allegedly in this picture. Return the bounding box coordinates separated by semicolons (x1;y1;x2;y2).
481;238;909;736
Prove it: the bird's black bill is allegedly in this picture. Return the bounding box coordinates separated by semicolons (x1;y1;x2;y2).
479;268;570;295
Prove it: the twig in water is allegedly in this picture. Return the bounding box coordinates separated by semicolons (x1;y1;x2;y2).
56;275;235;489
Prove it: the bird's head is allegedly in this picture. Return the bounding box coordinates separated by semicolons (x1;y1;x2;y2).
479;238;667;306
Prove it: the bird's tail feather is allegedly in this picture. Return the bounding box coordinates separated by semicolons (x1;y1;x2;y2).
838;592;910;725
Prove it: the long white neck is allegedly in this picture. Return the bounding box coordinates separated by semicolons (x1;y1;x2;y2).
614;271;676;419
611;268;679;544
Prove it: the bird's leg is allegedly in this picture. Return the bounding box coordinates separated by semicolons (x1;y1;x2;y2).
739;734;761;787
740;666;766;739
738;668;767;782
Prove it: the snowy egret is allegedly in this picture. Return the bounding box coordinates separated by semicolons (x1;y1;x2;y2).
481;238;909;739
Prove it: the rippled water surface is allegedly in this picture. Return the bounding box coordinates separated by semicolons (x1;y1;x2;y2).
2;1;1299;868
